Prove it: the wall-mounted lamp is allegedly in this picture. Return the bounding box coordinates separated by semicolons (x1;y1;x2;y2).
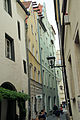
47;56;64;68
47;56;55;68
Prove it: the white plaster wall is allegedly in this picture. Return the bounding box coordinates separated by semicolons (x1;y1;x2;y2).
0;0;28;93
64;0;80;119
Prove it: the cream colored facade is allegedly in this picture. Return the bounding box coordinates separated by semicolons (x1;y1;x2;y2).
23;1;43;119
0;0;28;119
56;50;65;105
63;0;80;120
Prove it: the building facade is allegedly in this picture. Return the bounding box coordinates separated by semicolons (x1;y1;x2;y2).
37;3;59;113
54;0;80;120
0;0;29;120
22;1;43;119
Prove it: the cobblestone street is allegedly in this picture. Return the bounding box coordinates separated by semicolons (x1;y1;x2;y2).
47;113;68;120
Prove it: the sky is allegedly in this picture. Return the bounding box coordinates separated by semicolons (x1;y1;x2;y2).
23;0;59;50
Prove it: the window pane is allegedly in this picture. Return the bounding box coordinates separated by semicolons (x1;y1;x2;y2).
17;21;21;40
4;0;12;16
5;33;15;61
23;60;27;74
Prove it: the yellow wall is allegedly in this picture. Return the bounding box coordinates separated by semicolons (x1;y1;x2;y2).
27;4;42;83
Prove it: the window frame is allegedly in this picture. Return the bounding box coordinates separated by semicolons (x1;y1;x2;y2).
17;21;21;40
31;24;33;34
5;33;15;61
4;0;12;16
34;67;36;80
23;60;27;74
36;51;38;60
38;71;40;83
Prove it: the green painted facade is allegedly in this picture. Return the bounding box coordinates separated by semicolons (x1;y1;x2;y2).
37;3;59;112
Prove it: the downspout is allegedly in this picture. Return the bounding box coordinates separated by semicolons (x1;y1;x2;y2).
61;0;72;117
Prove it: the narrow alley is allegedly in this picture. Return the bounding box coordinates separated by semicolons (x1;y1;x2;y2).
1;0;80;120
47;113;68;120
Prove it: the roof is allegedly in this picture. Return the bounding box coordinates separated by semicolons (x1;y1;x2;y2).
22;1;32;9
17;0;30;16
38;3;43;14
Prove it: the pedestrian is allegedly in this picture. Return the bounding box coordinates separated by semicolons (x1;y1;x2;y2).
38;110;46;120
55;110;60;120
53;104;58;114
60;104;63;114
55;109;60;117
43;109;47;118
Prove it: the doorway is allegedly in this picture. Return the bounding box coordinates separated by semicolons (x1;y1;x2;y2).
0;82;17;120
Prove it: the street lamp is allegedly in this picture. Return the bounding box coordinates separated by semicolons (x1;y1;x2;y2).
47;56;64;68
47;56;55;68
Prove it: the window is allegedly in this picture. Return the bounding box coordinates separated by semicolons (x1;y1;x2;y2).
17;21;21;40
75;30;79;44
36;51;38;60
38;71;40;83
31;10;33;15
42;70;44;83
34;67;36;80
4;0;12;16
59;85;63;90
30;63;33;78
32;45;34;55
31;24;33;34
5;33;15;61
51;40;54;44
46;73;48;87
57;70;59;75
50;76;52;88
23;60;27;74
28;39;31;50
35;33;37;41
41;47;43;55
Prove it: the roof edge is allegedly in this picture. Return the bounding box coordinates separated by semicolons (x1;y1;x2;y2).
16;0;30;16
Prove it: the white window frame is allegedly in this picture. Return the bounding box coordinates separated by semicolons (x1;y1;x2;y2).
5;38;11;59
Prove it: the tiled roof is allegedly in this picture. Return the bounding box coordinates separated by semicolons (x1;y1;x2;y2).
17;0;30;16
38;3;43;14
22;1;32;9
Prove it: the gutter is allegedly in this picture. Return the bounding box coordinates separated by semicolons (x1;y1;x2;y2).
16;0;30;16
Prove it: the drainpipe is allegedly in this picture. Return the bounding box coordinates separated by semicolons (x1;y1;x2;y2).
24;21;31;120
61;0;72;117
